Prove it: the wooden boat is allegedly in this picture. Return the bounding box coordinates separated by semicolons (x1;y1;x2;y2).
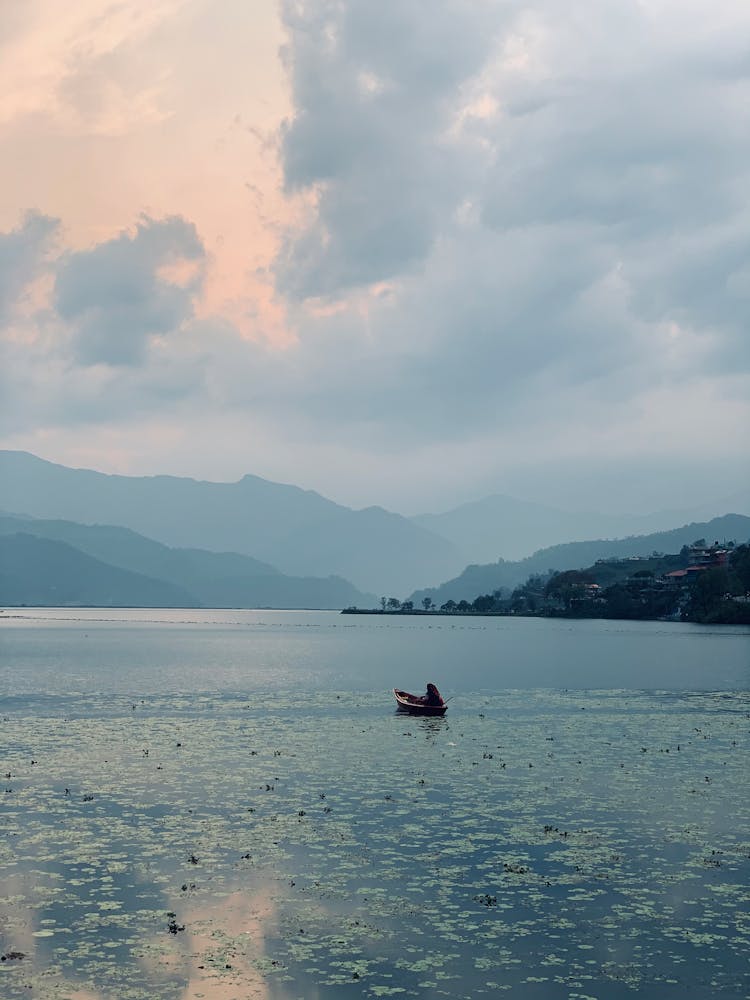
393;688;448;715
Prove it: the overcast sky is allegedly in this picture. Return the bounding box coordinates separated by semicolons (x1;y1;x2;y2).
1;0;749;515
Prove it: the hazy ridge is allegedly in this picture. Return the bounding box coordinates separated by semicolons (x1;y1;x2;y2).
411;492;750;564
0;451;462;595
0;533;198;608
410;514;750;607
0;515;375;610
1;450;748;606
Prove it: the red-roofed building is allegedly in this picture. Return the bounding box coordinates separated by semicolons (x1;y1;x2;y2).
688;543;731;569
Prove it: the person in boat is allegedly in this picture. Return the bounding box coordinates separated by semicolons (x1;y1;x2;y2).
422;682;444;706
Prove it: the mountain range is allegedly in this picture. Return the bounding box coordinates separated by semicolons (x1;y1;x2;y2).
412;491;750;564
410;514;750;607
0;532;198;608
0;451;462;595
0;515;374;609
0;449;748;605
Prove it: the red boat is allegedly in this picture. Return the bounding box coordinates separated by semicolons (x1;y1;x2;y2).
393;688;448;716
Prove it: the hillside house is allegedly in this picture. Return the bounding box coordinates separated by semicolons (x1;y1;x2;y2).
687;542;731;568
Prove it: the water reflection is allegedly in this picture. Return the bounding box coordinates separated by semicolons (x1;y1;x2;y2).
155;886;280;1000
1;686;748;999
414;715;449;738
1;875;284;1000
3;609;749;694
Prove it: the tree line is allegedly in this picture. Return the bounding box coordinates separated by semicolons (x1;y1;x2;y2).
374;542;750;624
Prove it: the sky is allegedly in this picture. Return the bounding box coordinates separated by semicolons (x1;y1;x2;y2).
1;0;749;516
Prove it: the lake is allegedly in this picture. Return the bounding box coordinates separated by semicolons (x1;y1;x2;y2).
1;609;749;999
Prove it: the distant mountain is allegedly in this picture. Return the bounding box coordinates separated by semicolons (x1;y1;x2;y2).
0;515;375;609
0;533;197;607
412;493;750;563
410;514;750;607
0;451;464;594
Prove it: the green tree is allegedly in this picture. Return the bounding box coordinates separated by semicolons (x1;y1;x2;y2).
730;544;750;592
545;570;594;611
602;583;640;619
684;567;730;621
511;573;548;613
472;594;496;613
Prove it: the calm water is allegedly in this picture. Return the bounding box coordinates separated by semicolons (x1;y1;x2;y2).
1;609;749;999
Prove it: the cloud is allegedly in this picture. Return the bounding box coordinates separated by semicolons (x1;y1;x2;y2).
0;211;59;321
0;1;181;131
271;0;750;434
275;0;506;298
54;214;206;366
2;1;749;514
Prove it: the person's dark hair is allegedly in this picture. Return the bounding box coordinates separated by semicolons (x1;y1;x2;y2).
426;682;442;703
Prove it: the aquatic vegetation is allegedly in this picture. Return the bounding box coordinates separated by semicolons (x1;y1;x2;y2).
0;687;748;998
